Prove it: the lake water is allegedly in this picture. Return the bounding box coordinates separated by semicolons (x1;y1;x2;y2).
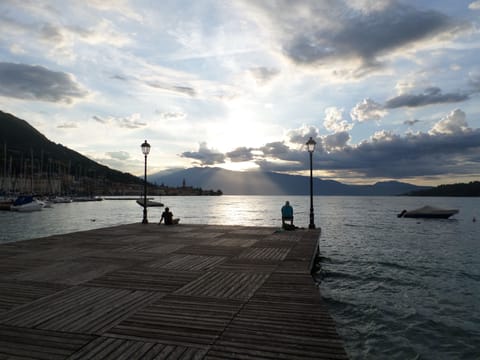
1;195;479;359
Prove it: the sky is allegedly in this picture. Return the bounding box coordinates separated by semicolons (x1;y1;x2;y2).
1;0;480;185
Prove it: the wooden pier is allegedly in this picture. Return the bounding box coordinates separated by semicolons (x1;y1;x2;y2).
0;224;347;359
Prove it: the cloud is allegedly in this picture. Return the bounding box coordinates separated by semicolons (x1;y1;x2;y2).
182;112;480;180
324;107;354;132
385;87;470;108
1;8;131;61
285;125;319;146
93;115;108;124
324;131;350;150
0;62;87;103
469;1;480;10
181;142;226;165
105;151;130;160
146;81;196;97
346;128;480;178
247;1;465;76
404;119;420;126
468;71;480;92
227;147;254;162
248;67;280;84
350;98;387;122
92;113;147;128
429;109;470;135
84;0;143;21
157;111;187;120
57;122;78;129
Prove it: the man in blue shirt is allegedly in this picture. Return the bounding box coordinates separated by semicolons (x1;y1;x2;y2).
281;201;294;229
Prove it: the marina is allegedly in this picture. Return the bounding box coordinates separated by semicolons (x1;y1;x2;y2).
0;222;347;359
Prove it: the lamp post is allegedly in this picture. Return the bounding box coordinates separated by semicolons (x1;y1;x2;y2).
141;140;151;224
306;137;316;229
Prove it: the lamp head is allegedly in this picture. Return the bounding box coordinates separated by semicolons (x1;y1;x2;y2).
141;140;151;156
306;137;316;153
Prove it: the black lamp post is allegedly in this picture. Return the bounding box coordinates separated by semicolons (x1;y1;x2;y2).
141;140;151;224
306;137;316;229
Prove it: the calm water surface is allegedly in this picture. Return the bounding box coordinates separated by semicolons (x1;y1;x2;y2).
1;195;479;359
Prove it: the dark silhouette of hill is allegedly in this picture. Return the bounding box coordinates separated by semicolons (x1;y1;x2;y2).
0;110;143;187
150;167;431;196
406;181;480;196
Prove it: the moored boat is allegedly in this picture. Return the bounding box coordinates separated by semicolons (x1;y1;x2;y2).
73;196;103;202
0;198;14;211
51;196;73;203
10;196;44;212
136;198;164;207
397;206;459;219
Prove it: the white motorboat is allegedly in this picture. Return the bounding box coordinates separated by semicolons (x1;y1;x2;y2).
397;206;459;219
51;196;73;203
10;196;44;212
136;198;164;207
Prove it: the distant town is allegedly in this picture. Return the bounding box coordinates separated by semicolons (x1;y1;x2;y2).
0;173;222;197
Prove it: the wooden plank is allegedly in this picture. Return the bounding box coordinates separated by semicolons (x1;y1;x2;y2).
1;287;161;335
0;325;94;360
86;268;200;293
146;254;227;271
0;280;67;314
174;271;269;300
107;295;243;348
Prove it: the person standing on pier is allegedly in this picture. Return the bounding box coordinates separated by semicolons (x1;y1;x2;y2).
281;201;294;229
159;207;180;225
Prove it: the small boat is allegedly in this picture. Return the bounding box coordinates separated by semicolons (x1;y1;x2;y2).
73;196;103;202
136;198;164;207
397;206;459;219
0;198;14;211
10;196;44;212
51;196;73;203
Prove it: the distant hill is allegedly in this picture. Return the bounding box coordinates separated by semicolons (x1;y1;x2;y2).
0;110;143;192
149;167;431;196
406;181;480;196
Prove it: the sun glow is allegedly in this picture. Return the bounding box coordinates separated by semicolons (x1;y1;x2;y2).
208;100;279;152
219;161;259;172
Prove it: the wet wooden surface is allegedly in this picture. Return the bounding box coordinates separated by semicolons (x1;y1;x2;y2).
0;223;347;359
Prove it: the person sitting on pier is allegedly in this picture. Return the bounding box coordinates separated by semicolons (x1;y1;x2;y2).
159;207;180;225
281;201;294;230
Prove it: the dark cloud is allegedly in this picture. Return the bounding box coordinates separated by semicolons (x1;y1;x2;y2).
250;129;480;179
227;147;254;162
250;2;467;75
0;62;87;103
106;151;130;160
385;87;469;108
111;74;128;81
92;114;147;128
339;130;480;178
93;115;108;124
249;67;280;83
146;81;196;97
285;126;319;145
181;142;226;165
404;119;420;126
324;131;350;150
183;118;479;180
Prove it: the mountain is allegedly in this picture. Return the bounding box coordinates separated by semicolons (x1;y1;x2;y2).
0;110;143;193
149;167;431;196
406;181;480;196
